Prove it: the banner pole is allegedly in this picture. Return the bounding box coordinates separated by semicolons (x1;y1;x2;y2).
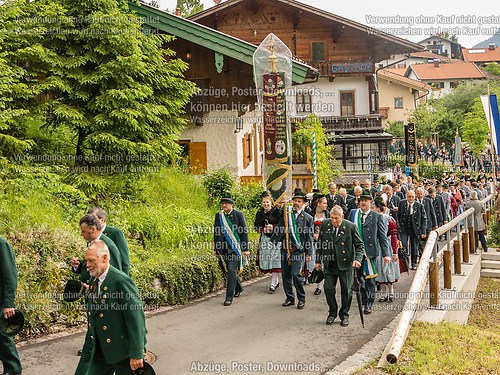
488;84;497;180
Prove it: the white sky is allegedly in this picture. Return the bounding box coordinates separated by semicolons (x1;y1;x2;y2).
156;0;499;48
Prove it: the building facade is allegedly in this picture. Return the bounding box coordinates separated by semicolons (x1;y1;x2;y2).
189;0;422;176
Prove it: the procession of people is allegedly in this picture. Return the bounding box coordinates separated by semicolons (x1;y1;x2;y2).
212;169;496;331
1;170;497;374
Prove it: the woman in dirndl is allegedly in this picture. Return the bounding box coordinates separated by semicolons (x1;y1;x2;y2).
309;194;329;295
254;191;282;293
372;197;400;302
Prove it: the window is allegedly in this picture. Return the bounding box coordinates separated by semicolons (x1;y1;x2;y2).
394;97;403;109
429;82;445;89
342;142;381;171
296;90;312;113
312;42;325;61
340;90;355;116
450;81;460;88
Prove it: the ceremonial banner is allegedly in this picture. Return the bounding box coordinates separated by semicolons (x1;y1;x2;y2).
312;131;317;189
481;94;500;155
404;122;417;166
453;129;463;166
253;34;293;203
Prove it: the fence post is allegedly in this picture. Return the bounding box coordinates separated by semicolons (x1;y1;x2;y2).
429;262;439;307
462;231;469;263
468;224;475;254
443;250;452;289
453;240;461;274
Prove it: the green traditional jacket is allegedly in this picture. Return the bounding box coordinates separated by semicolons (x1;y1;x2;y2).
85;265;147;364
316;219;364;271
103;225;130;276
0;237;18;309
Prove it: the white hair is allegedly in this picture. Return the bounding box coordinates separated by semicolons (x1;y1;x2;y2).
88;239;110;258
330;205;344;217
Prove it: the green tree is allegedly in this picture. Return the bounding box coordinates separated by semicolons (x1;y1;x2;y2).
462;98;490;155
483;63;500;77
410;100;440;139
292;114;339;190
1;0;196;166
410;81;490;145
386;121;405;137
441;80;488;114
0;1;39;157
434;109;463;144
176;0;203;17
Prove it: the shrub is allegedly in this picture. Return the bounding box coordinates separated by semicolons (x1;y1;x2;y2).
487;216;500;247
202;166;236;206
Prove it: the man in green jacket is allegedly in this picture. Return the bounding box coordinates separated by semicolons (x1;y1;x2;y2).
75;240;146;374
71;214;124;362
0;237;22;375
71;214;123;285
87;207;130;276
316;206;364;327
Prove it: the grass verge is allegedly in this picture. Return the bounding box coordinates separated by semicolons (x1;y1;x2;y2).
359;277;500;374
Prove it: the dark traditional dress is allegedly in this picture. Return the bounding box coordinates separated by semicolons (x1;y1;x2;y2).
375;214;400;284
254;206;282;273
307;211;329;276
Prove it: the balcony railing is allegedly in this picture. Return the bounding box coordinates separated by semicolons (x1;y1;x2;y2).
292;115;383;133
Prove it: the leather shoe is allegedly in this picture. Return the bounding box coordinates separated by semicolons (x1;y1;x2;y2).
269;285;276;293
234;289;242;297
341;318;349;327
389;293;395;302
297;300;305;309
326;315;336;325
313;288;322;295
223;300;232;306
364;306;372;314
282;300;294;307
77;349;83;356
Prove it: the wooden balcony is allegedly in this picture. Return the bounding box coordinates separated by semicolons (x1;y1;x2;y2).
292;115;383;133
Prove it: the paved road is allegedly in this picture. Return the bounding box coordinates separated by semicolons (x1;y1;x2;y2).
17;271;415;375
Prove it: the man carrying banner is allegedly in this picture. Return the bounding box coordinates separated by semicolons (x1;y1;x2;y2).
271;189;314;309
214;195;250;306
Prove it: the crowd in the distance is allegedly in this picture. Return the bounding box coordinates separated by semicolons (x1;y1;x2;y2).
389;138;495;172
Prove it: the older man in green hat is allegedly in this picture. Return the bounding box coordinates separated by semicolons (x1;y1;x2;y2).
0;237;22;375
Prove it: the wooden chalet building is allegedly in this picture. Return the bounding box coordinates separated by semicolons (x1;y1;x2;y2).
132;0;423;183
189;0;423;175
